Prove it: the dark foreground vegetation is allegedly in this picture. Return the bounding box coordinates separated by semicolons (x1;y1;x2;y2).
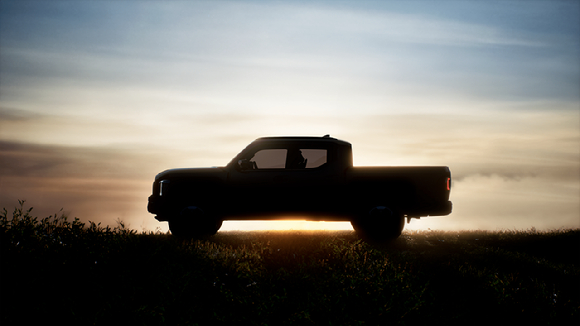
1;202;579;325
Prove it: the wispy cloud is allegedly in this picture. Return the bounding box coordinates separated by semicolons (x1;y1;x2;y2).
3;1;578;117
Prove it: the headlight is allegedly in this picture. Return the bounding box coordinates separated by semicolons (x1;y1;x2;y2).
159;180;170;196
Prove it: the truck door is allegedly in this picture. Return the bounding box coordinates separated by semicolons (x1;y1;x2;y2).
276;147;338;211
228;147;291;212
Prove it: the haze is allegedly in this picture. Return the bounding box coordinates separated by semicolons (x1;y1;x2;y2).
1;0;578;232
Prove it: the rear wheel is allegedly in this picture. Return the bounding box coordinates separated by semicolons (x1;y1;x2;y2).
169;206;223;238
351;206;405;241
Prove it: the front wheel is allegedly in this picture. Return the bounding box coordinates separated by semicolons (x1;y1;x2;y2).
169;206;223;238
351;206;405;241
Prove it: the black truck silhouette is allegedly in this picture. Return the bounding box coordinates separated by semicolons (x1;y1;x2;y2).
148;135;452;239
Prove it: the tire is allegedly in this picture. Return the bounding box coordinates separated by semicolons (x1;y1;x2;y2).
169;206;223;238
351;206;405;241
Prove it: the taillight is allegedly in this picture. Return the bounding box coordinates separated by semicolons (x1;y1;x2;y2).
447;178;451;191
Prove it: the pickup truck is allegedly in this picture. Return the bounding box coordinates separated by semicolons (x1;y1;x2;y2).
147;135;452;239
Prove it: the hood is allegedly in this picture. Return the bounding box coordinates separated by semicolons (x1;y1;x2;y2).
155;167;227;181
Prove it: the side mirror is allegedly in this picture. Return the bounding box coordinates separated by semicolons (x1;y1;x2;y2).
237;159;254;171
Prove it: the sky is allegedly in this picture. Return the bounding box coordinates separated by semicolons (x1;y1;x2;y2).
1;0;579;233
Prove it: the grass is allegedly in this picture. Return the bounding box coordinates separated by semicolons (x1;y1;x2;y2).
1;201;579;325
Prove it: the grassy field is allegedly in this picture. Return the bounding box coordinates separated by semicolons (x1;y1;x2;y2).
1;202;579;325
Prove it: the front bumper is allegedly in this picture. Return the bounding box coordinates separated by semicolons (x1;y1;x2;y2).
147;195;160;214
147;195;171;221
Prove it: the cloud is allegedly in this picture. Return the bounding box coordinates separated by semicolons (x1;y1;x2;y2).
3;0;578;117
0;107;44;122
0;140;162;230
0;140;155;179
443;173;580;230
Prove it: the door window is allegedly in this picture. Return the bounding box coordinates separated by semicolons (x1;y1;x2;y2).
251;149;287;169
